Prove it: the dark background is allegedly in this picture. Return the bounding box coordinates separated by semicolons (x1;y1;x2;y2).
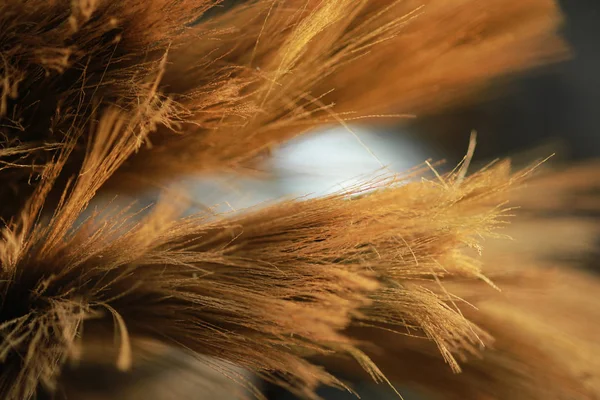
410;0;600;163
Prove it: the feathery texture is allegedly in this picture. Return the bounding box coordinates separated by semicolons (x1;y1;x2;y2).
1;105;527;398
1;1;597;400
328;162;600;400
0;0;565;220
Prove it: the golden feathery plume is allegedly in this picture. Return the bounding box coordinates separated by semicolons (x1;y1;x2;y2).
2;1;598;400
0;103;522;398
326;162;600;400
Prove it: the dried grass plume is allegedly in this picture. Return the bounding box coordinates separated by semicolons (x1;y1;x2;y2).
1;1;597;400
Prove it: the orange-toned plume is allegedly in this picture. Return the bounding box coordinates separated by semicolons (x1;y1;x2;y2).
2;1;597;400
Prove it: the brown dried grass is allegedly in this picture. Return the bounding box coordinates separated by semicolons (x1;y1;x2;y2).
339;263;600;400
328;162;600;399
0;103;529;398
1;1;597;400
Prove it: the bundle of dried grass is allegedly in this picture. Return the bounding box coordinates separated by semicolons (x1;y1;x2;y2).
1;1;597;400
0;109;523;398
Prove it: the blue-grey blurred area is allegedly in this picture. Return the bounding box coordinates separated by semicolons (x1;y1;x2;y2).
181;127;427;215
